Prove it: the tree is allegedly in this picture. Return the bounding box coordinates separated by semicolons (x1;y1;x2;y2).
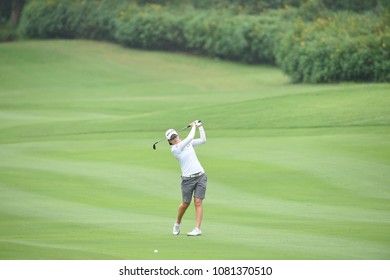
0;0;25;27
0;0;12;22
10;0;25;27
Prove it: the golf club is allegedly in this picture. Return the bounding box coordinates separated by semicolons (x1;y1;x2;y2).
152;122;200;150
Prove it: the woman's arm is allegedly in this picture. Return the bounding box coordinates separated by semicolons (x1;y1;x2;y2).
192;125;206;147
176;125;196;151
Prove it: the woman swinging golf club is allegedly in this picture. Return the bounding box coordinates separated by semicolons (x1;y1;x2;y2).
166;120;207;236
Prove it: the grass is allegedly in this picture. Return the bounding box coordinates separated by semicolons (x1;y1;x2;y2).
0;40;389;260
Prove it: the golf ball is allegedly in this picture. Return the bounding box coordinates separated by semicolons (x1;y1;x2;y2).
154;249;158;253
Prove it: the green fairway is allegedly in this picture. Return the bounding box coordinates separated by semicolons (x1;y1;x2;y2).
0;40;389;259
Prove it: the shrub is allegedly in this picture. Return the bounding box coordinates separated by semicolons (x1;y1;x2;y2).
182;9;293;63
114;4;186;50
75;0;121;41
182;12;219;54
322;0;379;12
244;9;295;64
0;17;17;41
17;0;389;83
19;0;77;38
18;0;121;40
276;12;390;82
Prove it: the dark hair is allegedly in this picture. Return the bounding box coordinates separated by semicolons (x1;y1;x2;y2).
168;134;178;145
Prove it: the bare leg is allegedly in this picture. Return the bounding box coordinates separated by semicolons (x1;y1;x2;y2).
176;202;190;224
194;197;203;229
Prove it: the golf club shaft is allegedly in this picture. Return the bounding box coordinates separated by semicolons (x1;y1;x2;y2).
152;124;191;150
177;124;191;133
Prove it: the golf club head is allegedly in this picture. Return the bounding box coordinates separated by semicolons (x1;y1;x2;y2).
153;143;157;150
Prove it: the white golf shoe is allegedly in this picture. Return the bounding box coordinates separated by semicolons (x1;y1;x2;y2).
187;228;202;236
173;223;180;235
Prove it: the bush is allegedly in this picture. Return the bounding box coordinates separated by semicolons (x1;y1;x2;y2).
0;16;17;41
182;9;293;63
76;0;121;41
0;26;17;42
244;9;295;64
19;0;77;38
115;5;289;63
189;0;301;13
18;0;121;40
17;0;390;83
182;12;224;55
322;0;379;12
276;12;390;82
114;4;187;50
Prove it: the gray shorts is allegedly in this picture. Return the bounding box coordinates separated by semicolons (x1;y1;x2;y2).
181;173;207;203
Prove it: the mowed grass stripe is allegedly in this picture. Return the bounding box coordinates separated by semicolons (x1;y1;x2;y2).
2;149;389;225
1;184;387;260
206;134;390;200
2;137;389;259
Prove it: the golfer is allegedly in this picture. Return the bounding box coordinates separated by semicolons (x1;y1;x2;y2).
166;120;207;236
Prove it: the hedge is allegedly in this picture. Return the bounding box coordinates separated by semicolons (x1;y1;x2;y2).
276;12;390;82
18;0;390;83
114;4;187;50
18;0;121;40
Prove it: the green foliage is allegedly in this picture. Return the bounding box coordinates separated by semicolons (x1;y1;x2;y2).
0;25;17;42
17;0;390;83
181;9;293;63
0;0;12;20
18;0;77;38
322;0;379;12
114;4;187;50
276;12;390;82
243;10;294;64
76;0;122;41
132;0;302;12
18;0;121;39
114;4;291;63
0;14;17;41
298;0;330;21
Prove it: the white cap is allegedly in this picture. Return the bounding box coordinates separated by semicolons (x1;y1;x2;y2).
165;129;178;140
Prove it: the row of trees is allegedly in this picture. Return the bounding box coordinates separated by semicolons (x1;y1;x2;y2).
1;0;389;83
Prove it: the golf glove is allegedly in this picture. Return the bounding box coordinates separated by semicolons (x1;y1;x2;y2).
195;120;202;127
